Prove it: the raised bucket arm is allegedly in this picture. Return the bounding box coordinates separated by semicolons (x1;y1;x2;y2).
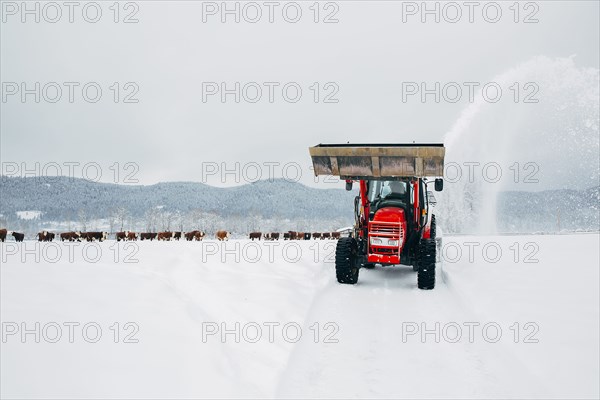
309;143;445;179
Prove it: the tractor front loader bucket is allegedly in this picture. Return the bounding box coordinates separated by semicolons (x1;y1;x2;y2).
309;143;445;179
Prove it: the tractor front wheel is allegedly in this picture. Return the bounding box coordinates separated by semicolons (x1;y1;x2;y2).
417;239;436;290
335;237;359;284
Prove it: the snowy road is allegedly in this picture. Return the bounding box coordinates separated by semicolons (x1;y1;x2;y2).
1;234;598;399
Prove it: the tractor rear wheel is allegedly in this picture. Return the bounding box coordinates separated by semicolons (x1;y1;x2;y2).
417;239;436;290
335;237;359;284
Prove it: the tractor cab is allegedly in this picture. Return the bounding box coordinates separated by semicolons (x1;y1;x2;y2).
309;143;445;289
369;180;409;214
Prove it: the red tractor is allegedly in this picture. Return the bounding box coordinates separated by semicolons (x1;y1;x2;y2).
309;143;444;289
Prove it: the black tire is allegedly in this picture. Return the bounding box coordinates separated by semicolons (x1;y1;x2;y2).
417;239;436;290
335;237;359;284
413;215;436;272
363;263;375;269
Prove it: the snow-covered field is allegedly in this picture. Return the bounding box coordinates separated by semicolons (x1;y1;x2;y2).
1;234;598;399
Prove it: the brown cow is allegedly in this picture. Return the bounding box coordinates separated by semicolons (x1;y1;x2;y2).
296;232;305;240
0;229;7;242
194;231;205;241
185;231;197;241
249;232;262;240
185;230;205;241
216;230;230;241
38;231;56;242
321;232;331;240
331;232;341;240
60;231;81;242
116;231;128;241
312;232;321;240
127;232;137;241
140;232;157;241
157;232;174;241
157;231;180;241
264;232;280;240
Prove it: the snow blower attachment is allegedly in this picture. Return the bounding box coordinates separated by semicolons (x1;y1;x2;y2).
309;143;445;289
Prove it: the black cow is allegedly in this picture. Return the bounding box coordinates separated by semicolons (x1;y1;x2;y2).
249;232;262;240
81;232;108;242
12;232;25;242
140;232;157;241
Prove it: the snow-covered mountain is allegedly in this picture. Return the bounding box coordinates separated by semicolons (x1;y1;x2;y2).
0;176;598;234
0;176;356;234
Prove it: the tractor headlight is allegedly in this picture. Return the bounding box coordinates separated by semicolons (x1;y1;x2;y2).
387;239;399;247
370;237;383;245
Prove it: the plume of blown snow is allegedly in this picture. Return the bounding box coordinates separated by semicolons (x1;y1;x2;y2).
439;56;599;234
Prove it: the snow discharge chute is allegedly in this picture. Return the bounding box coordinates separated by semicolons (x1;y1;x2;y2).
308;143;445;180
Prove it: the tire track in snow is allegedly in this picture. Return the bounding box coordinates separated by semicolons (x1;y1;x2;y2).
275;260;547;398
134;241;336;397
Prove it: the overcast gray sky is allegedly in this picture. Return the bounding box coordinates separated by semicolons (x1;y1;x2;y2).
1;1;598;188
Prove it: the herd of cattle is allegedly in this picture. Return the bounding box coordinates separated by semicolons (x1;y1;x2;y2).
249;231;341;240
1;229;342;242
0;229;230;242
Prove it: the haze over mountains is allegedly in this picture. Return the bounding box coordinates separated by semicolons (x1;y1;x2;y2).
0;176;356;235
0;176;598;236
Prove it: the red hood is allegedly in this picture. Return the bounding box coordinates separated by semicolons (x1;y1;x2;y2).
373;207;406;223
